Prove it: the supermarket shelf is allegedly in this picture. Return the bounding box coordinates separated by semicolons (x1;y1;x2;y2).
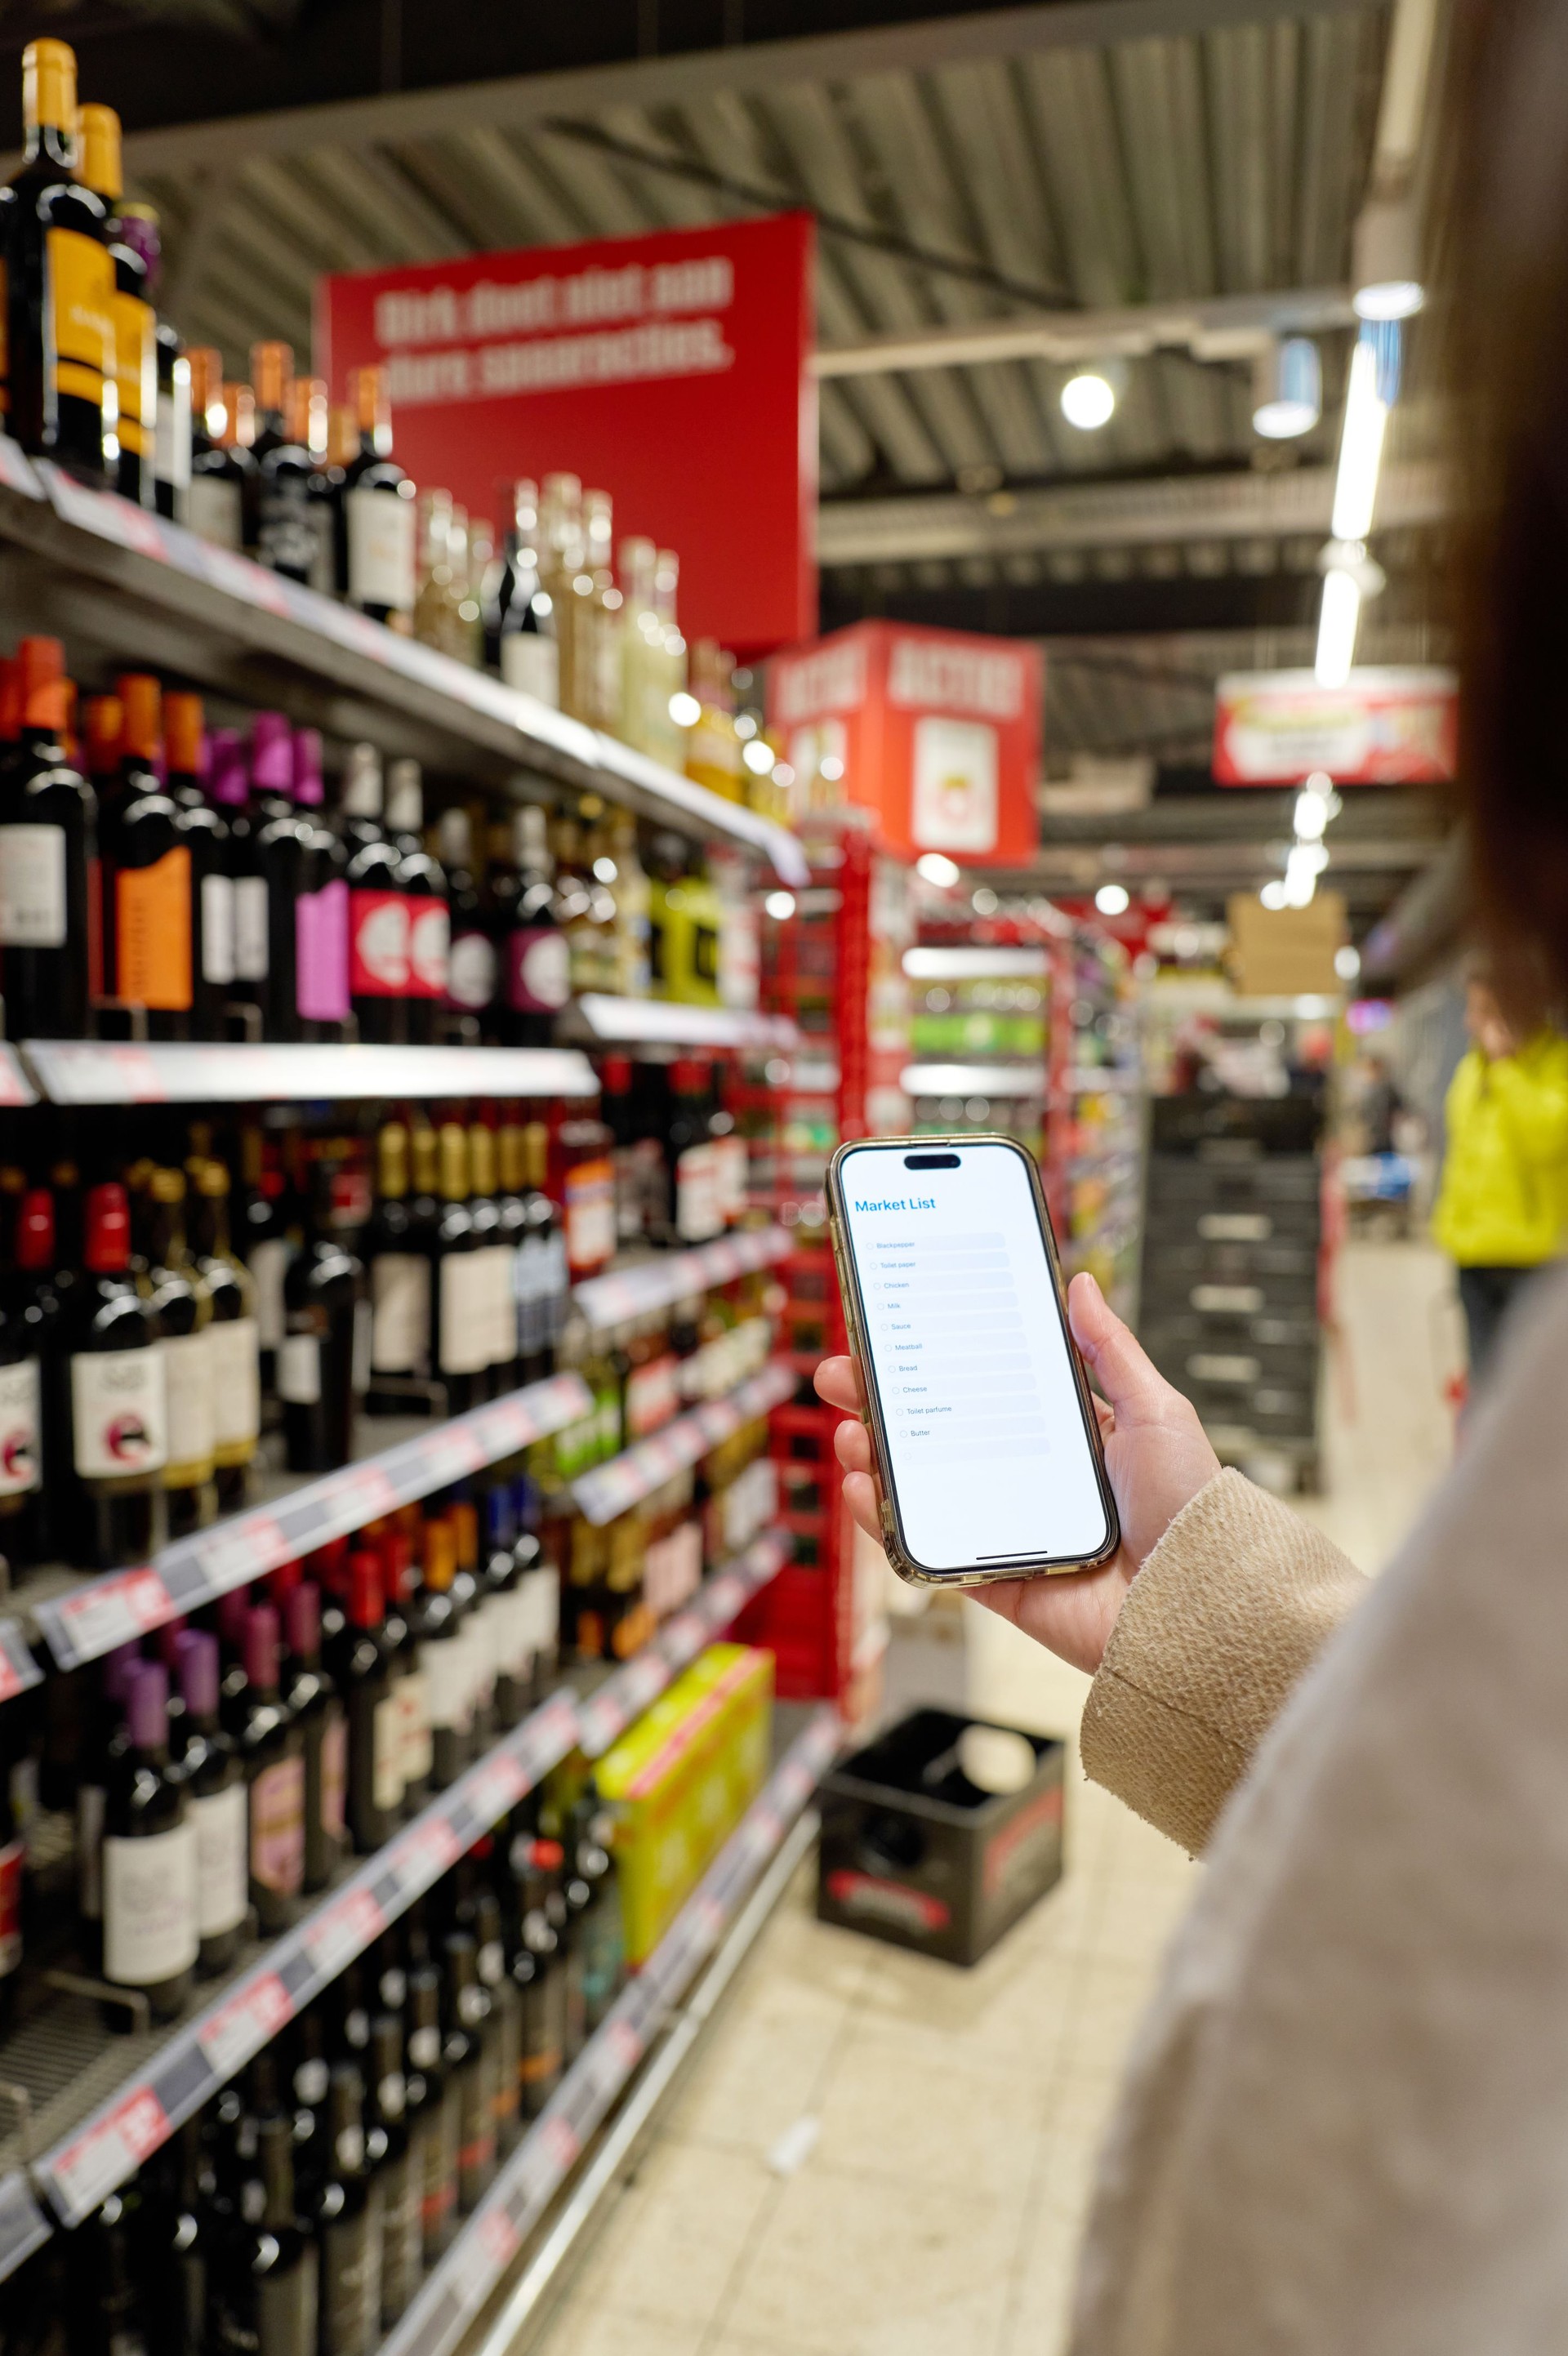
28;1371;593;1676
377;1705;840;2356
570;1361;797;1526
901;1061;1048;1099
561;995;800;1053
0;1530;795;2277
18;1040;599;1107
572;1225;792;1330
0;1045;37;1105
0;455;808;885
903;946;1049;981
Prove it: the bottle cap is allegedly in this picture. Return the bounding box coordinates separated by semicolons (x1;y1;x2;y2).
483;1483;518;1548
451;1498;479;1572
178;1628;220;1721
82;1181;132;1273
267;1556;303;1609
23;39;76;136
249;341;292;416
187;348;224;429
206;728;249;808
308;1531;352;1594
103;1641;144;1708
14;1187;54;1271
83;695;122;777
251;711;293;796
115;674;162;764
217;1585;251;1650
285;1580;320;1662
127;1661;169;1752
378;1526;413;1604
0;662;20;744
601;1053;633;1093
17;638;65;737
245;1603;280;1694
163;692;204;778
75;102;122;202
157;1618;186;1668
221;384;255;451
340;742;382;819
421;1516;457;1592
285;376;327;457
384;757;422;834
531;1837;564;1872
348;1550;385;1630
292;728;324;808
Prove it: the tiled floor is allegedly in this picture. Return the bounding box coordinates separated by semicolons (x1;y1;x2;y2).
528;1241;1463;2356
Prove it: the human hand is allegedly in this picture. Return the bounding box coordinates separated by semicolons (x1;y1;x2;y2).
814;1271;1219;1677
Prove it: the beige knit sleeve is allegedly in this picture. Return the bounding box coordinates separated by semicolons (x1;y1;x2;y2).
1080;1467;1368;1855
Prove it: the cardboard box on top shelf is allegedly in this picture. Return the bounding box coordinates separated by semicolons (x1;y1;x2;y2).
1226;889;1348;998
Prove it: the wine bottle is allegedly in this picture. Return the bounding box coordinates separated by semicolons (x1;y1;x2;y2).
496;479;559;704
252;341;320;581
66;2186;149;2356
140;1165;216;1540
367;2011;421;2327
213;2098;318;2356
404;1935;458;2265
340;745;408;1044
0;1183;56;1569
65;1180;168;1570
286;376;336;595
365;1120;431;1413
465;1121;505;1398
510;1833;565;2117
0;1718;22;2032
441;1931;496;2211
480;1482;526;1730
203;729;269;1027
248;710;313;1046
74;106;155;509
123;206;189;527
186;347;249;550
340;366;416;631
101;1660;198;2023
0;635;97;1039
492;1121;529;1396
241;1602;305;1935
474;1884;521;2158
384;759;447;1043
136;2118;207;2356
449;1495;493;1750
436;806;497;1030
428;1123;483;1415
161;691;234;1043
291;728;350;1040
337;1548;401;1854
284;1580;345;1893
6;38;112;481
497;804;568;1047
100;675;196;1041
569;1792;624;2035
278;1153;366;1474
414;1515;469;1794
317;2062;383;2356
174;1628;247;1974
188;1155;261;1515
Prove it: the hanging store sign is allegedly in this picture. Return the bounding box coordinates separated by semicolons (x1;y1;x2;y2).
1213;666;1459;784
316;212;816;658
768;620;1041;865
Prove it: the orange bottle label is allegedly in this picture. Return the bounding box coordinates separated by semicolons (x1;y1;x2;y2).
47;226;112;408
110;290;154;457
116;846;192;1010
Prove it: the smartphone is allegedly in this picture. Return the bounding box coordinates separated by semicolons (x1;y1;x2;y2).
826;1134;1119;1587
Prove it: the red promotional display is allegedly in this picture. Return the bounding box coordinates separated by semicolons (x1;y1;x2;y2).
316;212;817;656
768;621;1041;866
1213;666;1459;784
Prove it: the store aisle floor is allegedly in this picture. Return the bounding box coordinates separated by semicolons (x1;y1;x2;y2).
528;1241;1461;2356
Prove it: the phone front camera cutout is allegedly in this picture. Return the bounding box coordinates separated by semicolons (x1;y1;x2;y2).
904;1152;960;1169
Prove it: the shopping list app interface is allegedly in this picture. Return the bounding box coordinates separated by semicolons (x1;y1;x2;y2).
841;1142;1111;1572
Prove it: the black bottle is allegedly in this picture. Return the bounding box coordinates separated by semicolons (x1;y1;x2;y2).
214;2078;320;2356
7;38;111;481
336;1549;402;1854
569;1796;625;2038
252;711;314;1047
414;1516;469;1793
284;2009;332;2217
75;106;154;508
497;804;568;1048
339;745;408;1046
475;1885;522;2159
364;1120;433;1414
206;732;270;1035
402;1925;458;2267
510;1833;566;2118
161;691;231;1044
174;1628;247;1974
63;1181;168;1573
482;1483;524;1732
186;347;252;551
136;2118;208;2356
101;1661;197;2024
279;1154;366;1475
437;806;497;1032
443;1930;496;2211
240;1603;305;1935
384;759;447;1045
251;342;318;582
316;2064;382;2356
137;1165;216;1543
339;365;416;630
432;1123;485;1416
0;635;96;1040
0;1182;58;1572
66;2186;147;2356
367;2011;421;2327
283;1580;345;1893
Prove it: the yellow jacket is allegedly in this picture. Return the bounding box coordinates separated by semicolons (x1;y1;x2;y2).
1432;1031;1568;1265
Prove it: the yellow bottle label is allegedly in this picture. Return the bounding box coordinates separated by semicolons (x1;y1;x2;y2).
47;226;112;408
116;846;193;1010
110;288;154;456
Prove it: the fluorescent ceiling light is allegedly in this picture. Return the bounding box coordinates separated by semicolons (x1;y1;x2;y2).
1316;567;1363;688
1352;194;1425;321
1061;370;1118;430
1094;883;1130;915
1331;337;1389;542
1253;336;1322;439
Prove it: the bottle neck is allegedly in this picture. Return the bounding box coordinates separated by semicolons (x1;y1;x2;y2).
24;120;74;171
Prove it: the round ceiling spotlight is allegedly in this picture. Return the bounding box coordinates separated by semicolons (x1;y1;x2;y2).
1094;883;1130;916
1252;336;1321;439
1060;367;1121;430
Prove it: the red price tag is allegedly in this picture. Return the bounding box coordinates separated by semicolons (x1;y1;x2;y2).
195;1512;287;1593
465;1753;527;1827
50;2086;168;2220
197;1971;292;2081
53;1566;172;1663
389;1813;461;1894
303;1884;385;1980
474;2207;522;2275
539;2116;581;2177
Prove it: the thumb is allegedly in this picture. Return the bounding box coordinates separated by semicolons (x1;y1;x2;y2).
1068;1272;1172;1428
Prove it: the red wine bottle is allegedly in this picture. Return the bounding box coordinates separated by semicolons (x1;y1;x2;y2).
0;637;97;1039
65;1181;168;1570
101;1660;198;2023
315;2063;382;2356
240;1602;305;1935
279;1155;366;1474
174;1628;247;1974
284;1579;346;1893
336;1548;401;1854
0;1181;55;1570
367;2010;421;2327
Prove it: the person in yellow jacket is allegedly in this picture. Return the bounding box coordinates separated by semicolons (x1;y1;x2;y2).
1432;970;1568;1383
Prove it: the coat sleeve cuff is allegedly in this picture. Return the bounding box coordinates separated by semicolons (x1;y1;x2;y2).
1080;1467;1368;1855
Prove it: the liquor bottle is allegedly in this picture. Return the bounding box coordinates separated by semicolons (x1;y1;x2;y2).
496;479;559;704
284;1580;346;1893
569;1794;624;2034
497;804;568;1047
284;376;336;595
432;1123;487;1415
248;710;313;1044
252;343;322;584
162;690;234;1042
477;1483;523;1730
324;403;358;590
283;2006;332;2217
437;806;497;1030
448;1495;493;1748
470;1883;522;2158
415;1514;469;1793
0;635;96;1039
510;1833;565;2117
449;506;485;666
137;1165;216;1539
338;1548;401;1852
74;107;154;508
124;206;190;527
241;1602;305;1934
367;2011;421;2327
0;1184;57;1569
365;1120;432;1411
540;473;595;722
279;1153;366;1473
617;535;664;759
376;1525;429;1813
136;2118;207;2356
100;674;197;1040
174;1628;247;1975
492;1123;528;1395
66;2187;148;2356
6;38;112;480
653;548;690;769
385;759;447;1040
291;728;350;1040
412;488;457;655
102;1661;198;2022
315;2064;382;2356
247;341;291;465
340;744;408;1044
584;488;623;728
340;366;416;631
404;1931;458;2264
212;2100;318;2356
238;1124;289;1397
0;1721;21;2030
188;1156;261;1514
442;1931;496;2210
521;1121;568;1381
186;347;249;550
465;1121;505;1396
65;1180;168;1570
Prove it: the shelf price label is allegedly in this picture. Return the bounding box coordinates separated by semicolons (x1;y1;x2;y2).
302;1884;385;1982
48;2086;169;2223
0;1620;41;1703
387;1812;463;1898
39;1565;174;1668
197;1971;293;2082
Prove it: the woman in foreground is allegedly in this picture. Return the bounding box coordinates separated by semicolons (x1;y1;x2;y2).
818;0;1568;2339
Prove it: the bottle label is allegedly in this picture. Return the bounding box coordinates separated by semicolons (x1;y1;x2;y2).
379;2147;421;2323
0;1357;41;1496
258;479;318;579
421;2101;457;2239
408;901;449;1000
110;291;156;458
372;1694;403;1811
0;1833;20;1976
278;1332;321;1405
712;1131;749;1221
154;368;191;497
501;630;559;707
47;226;112;407
102;1818;198;1985
675;1140;723;1244
446;928;497;1012
250;1753;305;1894
420;1638;472;1736
257;2257;318;2356
249;1238;290;1352
397;1666;432;1787
297;877;350;1022
234;874;270;981
190;1777;248;1938
163;1329;216;1477
487;1243;518;1369
505;927;569;1014
371;1254;430;1374
0;823;67;946
321;2207;381;2356
438;1255;491;1377
311;1707;345;1848
347;485;416;613
307;503;336;597
187;472;243;551
72;1345;167;1479
200;869;235;986
349;889;409;995
210;1315;261;1452
564;1156;617;1276
116;845;194;1010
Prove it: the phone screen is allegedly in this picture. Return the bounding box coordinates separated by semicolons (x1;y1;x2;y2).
838;1138;1113;1575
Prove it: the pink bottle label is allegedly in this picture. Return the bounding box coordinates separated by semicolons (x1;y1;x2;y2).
250;1753;305;1894
296;879;350;1022
408;901;450;1000
321;1711;347;1840
350;888;410;995
506;927;569;1013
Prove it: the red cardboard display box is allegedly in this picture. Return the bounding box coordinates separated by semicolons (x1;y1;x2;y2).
768;621;1040;866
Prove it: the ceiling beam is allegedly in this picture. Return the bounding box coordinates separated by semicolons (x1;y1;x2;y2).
813;286;1358;376
820;568;1327;639
113;0;1387;176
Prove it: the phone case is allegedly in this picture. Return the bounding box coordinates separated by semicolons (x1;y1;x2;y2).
825;1133;1121;1588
